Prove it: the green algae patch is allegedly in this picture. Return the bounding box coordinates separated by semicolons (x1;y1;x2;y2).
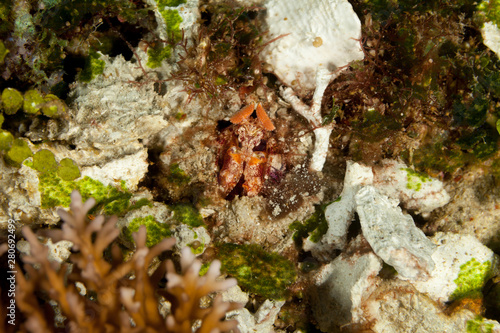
218;243;297;300
290;202;332;248
124;215;171;247
352;109;401;142
466;316;495;333
199;262;210;276
0;130;14;151
23;90;45;115
146;44;172;68
147;0;184;67
403;168;430;191
39;173;133;215
129;198;153;211
157;0;186;6
33;149;58;174
1;88;23;115
5;139;32;166
0;40;8;63
41;94;67;117
170;203;205;227
160;9;183;42
477;0;500;26
167;163;191;185
57;158;81;181
407;142;469;175
79;51;105;82
451;258;492;301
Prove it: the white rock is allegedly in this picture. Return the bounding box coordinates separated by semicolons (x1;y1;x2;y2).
262;0;363;93
310;243;382;330
222;285;250;306
355;186;436;280
173;224;211;255
304;161;373;256
16;239;73;264
411;232;497;303
81;149;148;192
373;159;450;214
227;299;285;333
481;21;500;56
365;279;480;333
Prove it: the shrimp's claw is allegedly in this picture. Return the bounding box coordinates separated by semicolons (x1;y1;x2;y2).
256;103;275;131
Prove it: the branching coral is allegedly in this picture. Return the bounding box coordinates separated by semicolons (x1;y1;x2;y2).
15;190;241;332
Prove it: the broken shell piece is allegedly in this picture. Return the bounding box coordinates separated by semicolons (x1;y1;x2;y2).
262;0;364;94
355;186;436;280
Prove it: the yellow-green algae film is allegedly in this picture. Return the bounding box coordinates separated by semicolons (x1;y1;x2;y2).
218;243;296;300
451;258;493;301
466;316;495;333
124;215;172;248
403;168;431;192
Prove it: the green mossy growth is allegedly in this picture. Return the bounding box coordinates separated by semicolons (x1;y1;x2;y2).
352;109;401;142
57;158;81;181
23;90;45;115
129;198;153;211
170;203;205;227
157;0;186;7
79;51;105;82
33;149;58;174
408;142;469;175
218;243;297;300
0;40;8;63
39;173;133;215
466;316;495;333
403;168;430;192
146;2;182;67
477;0;500;26
5;139;32;166
289;202;333;248
1;88;24;115
125;215;171;247
0;130;14;151
457;127;499;161
199;262;210;276
451;258;492;301
452;97;489;128
167;163;191;185
160;9;183;43
38;172;74;208
147;44;172;68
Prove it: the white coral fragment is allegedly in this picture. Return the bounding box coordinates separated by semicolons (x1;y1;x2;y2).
263;0;364;92
373;159;450;214
355;186;436;280
411;232;497;303
262;0;364;171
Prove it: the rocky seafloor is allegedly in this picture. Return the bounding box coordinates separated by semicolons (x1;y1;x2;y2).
1;0;500;332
